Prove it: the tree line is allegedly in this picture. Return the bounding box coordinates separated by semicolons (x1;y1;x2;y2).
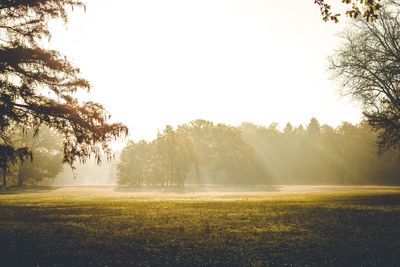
117;118;400;187
2;118;399;187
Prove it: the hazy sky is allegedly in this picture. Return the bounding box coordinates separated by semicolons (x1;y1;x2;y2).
48;0;362;141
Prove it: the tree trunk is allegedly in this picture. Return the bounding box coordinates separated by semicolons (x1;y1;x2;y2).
1;168;7;187
17;164;24;187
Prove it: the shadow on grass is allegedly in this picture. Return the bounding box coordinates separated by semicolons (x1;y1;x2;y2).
0;186;60;195
0;192;399;266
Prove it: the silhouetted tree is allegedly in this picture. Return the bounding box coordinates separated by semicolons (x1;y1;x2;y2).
0;0;128;181
0;144;30;186
330;2;400;153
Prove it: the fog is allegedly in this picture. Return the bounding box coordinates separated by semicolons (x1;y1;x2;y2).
7;118;398;188
52;159;119;186
50;119;399;188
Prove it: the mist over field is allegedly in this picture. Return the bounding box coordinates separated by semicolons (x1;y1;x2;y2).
53;159;118;186
51;119;400;188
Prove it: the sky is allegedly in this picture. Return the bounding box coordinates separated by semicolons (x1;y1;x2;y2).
47;0;362;142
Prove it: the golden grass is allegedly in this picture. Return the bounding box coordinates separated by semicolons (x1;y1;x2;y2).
0;186;399;266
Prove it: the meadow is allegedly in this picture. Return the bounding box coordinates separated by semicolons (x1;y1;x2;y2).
0;186;399;266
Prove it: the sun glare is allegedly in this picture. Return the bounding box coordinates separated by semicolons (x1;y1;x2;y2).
47;0;362;141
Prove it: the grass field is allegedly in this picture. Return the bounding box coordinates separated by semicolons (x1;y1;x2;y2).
0;186;399;266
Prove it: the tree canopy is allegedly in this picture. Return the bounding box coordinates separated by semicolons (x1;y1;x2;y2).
329;1;400;153
0;0;128;177
315;0;383;22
